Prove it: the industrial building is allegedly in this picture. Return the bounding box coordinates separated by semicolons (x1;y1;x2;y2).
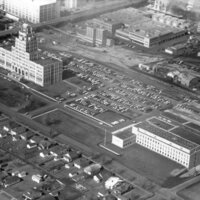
89;8;189;48
0;23;63;86
3;0;59;23
112;129;136;149
78;25;113;47
131;115;200;168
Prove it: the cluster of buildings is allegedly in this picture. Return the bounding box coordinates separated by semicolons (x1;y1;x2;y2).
80;7;189;48
0;23;63;86
111;114;200;169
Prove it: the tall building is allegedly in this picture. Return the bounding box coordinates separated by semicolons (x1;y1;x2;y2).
65;0;77;9
3;0;59;23
0;23;62;86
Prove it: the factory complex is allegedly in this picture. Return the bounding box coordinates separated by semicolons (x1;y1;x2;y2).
112;113;200;169
80;7;190;48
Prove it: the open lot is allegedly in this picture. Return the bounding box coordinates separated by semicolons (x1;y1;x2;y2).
34;109;104;147
177;182;200;200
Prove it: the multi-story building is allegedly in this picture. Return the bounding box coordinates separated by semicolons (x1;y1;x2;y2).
112;130;136;149
3;0;59;23
132;117;200;168
65;0;78;9
0;23;62;86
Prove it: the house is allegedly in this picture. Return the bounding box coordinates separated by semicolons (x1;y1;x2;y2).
50;145;66;157
72;173;87;182
74;157;91;169
32;174;48;184
18;171;27;178
113;181;133;196
3;175;21;188
105;177;122;190
29;135;44;144
22;190;42;200
94;170;113;183
84;163;102;176
39;150;51;158
10;126;26;136
68;168;79;178
3;121;19;132
38;139;53;150
20;130;35;141
63;151;81;162
0;130;7;138
27;142;37;149
64;162;74;169
93;173;103;183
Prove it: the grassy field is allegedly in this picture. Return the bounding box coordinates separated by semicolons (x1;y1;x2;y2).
178;182;200;200
34;110;104;148
117;144;183;186
25;80;77;98
18;96;47;113
0;77;47;112
0;77;30;108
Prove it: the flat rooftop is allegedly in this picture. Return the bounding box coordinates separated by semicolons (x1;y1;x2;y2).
97;8;183;38
36;55;60;66
135;121;198;150
115;129;134;139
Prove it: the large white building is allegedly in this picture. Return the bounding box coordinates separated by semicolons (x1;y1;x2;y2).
132;116;200;169
3;0;59;23
0;23;62;86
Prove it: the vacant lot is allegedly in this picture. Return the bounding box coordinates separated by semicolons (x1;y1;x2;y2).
178;182;200;200
34;110;104;148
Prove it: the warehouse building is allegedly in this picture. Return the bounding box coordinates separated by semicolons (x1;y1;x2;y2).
132;116;200;168
0;23;62;86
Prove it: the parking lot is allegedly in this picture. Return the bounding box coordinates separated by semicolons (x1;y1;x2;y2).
62;56;174;126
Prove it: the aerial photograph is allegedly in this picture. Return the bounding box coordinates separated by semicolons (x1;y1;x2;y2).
1;0;200;200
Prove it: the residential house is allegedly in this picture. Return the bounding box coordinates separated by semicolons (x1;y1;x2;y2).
29;135;44;144
10;126;26;136
74;157;91;169
84;163;102;176
113;181;133;196
32;174;48;184
63;151;81;162
22;190;42;200
20;130;35;141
